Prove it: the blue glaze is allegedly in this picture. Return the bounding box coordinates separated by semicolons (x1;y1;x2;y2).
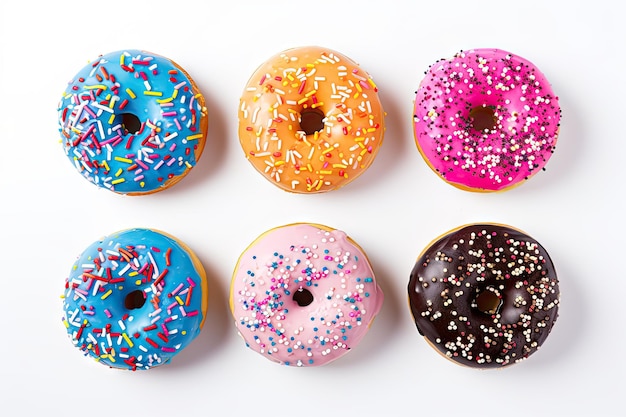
58;50;207;194
62;228;207;370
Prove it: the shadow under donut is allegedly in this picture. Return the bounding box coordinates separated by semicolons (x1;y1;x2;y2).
158;85;231;197
154;253;233;372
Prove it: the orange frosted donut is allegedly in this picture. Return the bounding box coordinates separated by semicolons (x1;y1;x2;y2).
238;46;385;193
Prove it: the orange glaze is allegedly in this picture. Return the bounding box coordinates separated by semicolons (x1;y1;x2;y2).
238;46;385;193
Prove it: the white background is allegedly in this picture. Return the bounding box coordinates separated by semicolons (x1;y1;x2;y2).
1;1;623;416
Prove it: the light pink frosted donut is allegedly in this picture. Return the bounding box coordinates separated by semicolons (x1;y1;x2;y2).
230;223;384;367
413;48;561;192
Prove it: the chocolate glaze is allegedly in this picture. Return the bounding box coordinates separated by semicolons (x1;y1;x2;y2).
408;224;559;368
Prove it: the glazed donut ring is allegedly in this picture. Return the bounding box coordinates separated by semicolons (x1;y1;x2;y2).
62;228;208;370
238;46;385;193
408;223;560;368
58;49;208;195
413;48;561;192
230;223;384;366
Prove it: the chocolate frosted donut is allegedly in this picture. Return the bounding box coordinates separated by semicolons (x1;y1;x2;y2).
408;223;560;368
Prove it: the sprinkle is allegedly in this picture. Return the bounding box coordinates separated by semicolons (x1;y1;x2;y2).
84;84;108;91
145;337;159;348
165;248;172;266
114;156;133;164
122;333;134;347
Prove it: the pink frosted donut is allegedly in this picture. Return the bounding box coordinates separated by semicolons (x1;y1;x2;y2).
230;223;384;367
413;48;561;192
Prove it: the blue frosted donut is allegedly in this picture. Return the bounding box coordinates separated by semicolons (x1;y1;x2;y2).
58;50;208;195
62;228;208;370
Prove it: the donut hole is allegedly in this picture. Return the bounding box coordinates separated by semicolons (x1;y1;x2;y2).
293;288;314;307
118;113;142;134
299;108;325;135
469;105;496;132
474;289;502;315
124;289;146;310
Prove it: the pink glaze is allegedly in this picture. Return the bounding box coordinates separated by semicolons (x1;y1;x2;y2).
413;48;560;191
230;223;383;367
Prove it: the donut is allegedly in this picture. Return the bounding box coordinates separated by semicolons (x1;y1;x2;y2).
413;48;561;192
58;49;208;195
61;228;208;370
408;223;560;368
230;223;384;366
238;46;385;193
